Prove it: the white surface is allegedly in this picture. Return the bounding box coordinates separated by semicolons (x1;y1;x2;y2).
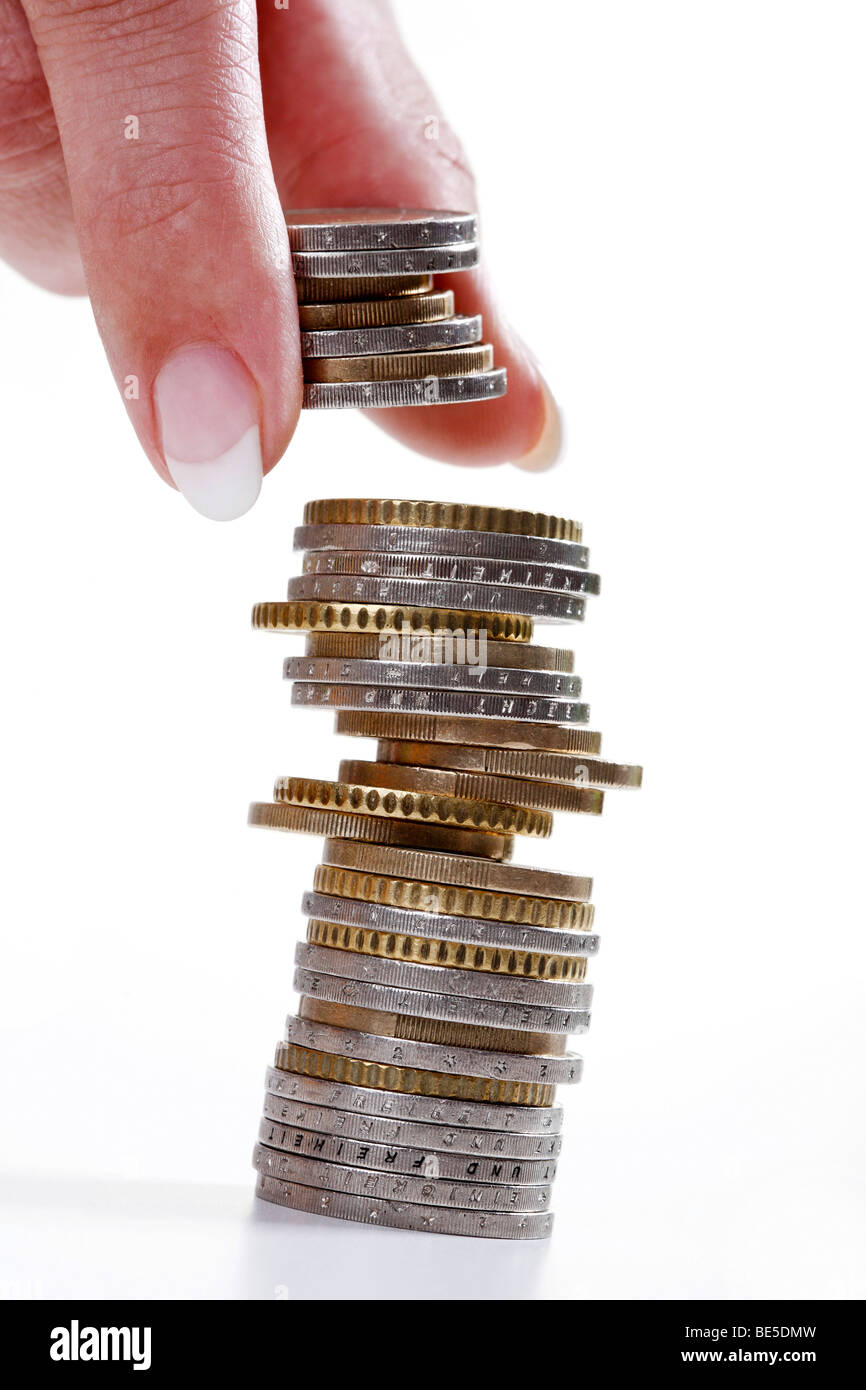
1;0;865;1300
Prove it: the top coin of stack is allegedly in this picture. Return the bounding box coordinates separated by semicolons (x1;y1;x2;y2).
285;210;505;410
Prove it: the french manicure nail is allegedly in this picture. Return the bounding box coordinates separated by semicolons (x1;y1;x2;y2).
514;378;564;472
154;344;262;521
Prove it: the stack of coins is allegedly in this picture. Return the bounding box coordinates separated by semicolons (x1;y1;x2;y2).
285;210;506;410
248;498;642;1239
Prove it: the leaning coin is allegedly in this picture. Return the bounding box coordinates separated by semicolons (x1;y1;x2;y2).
304;629;575;672
264;1063;563;1131
300;891;600;956
252;600;532;640
304;344;492;383
287;574;584;622
334;709;601;752
252;1144;552;1212
257;1117;557;1184
301;316;483;358
272;774;553;837
376;740;644;790
284;656;581;698
292;684;588;725
301;549;600;596
294;274;433;301
336;759;604;816
302;498;582;541
294;524;589;570
249;803;514;860
297;998;570;1059
297;291;456;332
285;209;479;252
303;371;507;409
319;840;593;902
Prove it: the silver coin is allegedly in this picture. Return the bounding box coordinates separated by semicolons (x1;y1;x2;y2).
261;1090;563;1157
264;1066;564;1133
284;656;581;698
291;683;589;725
293;968;590;1036
252;1144;551;1212
302;370;507;410
302;549;600;596
292;243;479;278
300;891;600;956
285;209;479;252
287;574;585;622
283;1013;583;1086
294;523;589;570
256;1173;555;1239
301;316;483;359
296;942;591;1008
320;838;593;902
257;1116;557;1184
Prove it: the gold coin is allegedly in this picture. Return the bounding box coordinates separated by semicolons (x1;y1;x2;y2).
294;274;433;302
312;865;596;932
321;838;591;900
249;803;513;859
251;601;533;641
338;759;604;816
335;709;600;753
304;344;494;384
304;631;574;671
298;997;566;1056
274;1041;555;1106
273;776;552;838
376;740;643;790
303;498;582;542
297;291;456;332
306;919;587;981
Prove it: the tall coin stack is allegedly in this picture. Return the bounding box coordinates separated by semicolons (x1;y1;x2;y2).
285;209;506;410
249;498;642;1239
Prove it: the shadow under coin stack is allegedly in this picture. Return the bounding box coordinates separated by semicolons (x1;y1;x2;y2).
286;208;506;410
249;498;642;1239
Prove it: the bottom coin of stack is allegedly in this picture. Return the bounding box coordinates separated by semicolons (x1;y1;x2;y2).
248;498;642;1238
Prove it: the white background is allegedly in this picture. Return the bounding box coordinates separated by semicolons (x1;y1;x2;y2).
1;0;864;1300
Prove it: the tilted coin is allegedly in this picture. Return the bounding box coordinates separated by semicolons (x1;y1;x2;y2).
297;997;569;1058
255;1174;555;1239
305;918;587;981
274;1041;556;1106
336;759;604;817
334;709;602;752
319;840;593;902
301;316;482;359
260;1091;563;1158
287;574;584;622
284;656;581;697
293;244;479;280
302;499;583;542
300;890;600;956
251;600;532;640
264;1064;564;1132
294;523;589;570
376;740;644;790
249;803;514;860
272;775;552;837
292;683;588;725
294;274;433;301
297;290;456;332
257;1116;556;1184
312;864;595;932
285;209;479;252
304;628;575;672
303;370;507;409
304;343;493;384
301;549;599;595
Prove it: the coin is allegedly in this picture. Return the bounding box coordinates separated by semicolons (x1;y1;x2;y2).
292;683;588;726
284;656;581;697
305;919;587;981
296;998;572;1058
376;740;644;790
286;574;584;622
302;499;583;542
251;601;533;640
336;760;604;816
249;803;514;860
294;524;589;570
300;890;600;956
334;710;602;752
301;549;599;596
301;316;483;358
297;291;456;332
284;209;479;252
294;274;433;301
303;630;575;672
292;244;480;279
303;370;508;409
304;343;493;384
312;864;595;932
274;1041;556;1106
272;775;553;838
264;1065;564;1133
319;840;593;902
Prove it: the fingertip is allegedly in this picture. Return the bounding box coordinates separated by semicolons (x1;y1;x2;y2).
512;378;564;472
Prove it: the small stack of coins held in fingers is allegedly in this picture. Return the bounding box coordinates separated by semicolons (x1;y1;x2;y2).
249;498;642;1239
286;209;506;410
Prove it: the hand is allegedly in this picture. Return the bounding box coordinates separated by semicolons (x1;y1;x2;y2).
0;0;560;519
